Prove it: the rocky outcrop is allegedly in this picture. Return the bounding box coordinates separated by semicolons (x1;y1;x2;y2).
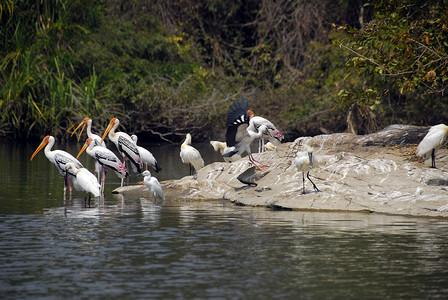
113;125;448;218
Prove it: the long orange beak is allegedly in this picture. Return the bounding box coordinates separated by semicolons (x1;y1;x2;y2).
71;117;89;141
30;136;49;161
101;119;114;144
77;138;93;159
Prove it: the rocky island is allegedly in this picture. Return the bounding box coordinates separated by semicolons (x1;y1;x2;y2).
113;125;448;218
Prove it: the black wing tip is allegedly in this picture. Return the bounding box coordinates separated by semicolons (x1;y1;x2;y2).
226;97;250;128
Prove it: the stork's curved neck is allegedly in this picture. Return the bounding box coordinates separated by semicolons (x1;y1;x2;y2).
109;120;120;138
86;120;94;138
45;137;56;158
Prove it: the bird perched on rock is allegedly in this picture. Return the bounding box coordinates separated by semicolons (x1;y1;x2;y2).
142;170;165;202
417;124;448;168
294;144;320;194
131;134;162;173
180;133;204;175
224;98;273;170
210;140;241;162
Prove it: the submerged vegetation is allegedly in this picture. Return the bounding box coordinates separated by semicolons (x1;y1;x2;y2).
1;0;447;141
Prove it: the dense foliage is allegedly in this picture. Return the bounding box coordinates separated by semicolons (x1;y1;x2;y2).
0;0;446;141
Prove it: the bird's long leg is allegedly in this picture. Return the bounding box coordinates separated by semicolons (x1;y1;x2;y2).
307;171;320;192
63;174;68;200
189;164;193;175
249;153;269;170
301;171;306;194
431;149;437;168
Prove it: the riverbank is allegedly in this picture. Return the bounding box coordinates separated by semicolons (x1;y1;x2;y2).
113;125;448;218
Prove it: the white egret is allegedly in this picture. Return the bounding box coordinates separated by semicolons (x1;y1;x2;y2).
142;170;165;202
65;162;101;201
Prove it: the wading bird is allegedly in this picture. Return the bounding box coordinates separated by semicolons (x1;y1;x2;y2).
223;98;270;170
101;118;143;182
180;133;204;175
417;124;448;168
77;138;128;190
249;115;284;152
131;134;162;172
30;135;83;197
142;170;165;202
210;140;241;162
71;117;106;147
65;162;101;201
295;144;320;194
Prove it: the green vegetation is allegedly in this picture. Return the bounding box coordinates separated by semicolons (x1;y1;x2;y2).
1;0;447;141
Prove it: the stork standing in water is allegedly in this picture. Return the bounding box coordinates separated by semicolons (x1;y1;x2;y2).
131;134;162;172
294;144;320;194
180;133;204;175
30;135;83;198
77;138;128;193
65;162;101;204
71;117;105;180
210;140;242;162
101;118;143;185
142;170;165;202
224;98;276;170
417;124;448;168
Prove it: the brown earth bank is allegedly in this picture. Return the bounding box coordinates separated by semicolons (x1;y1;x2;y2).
113;124;448;218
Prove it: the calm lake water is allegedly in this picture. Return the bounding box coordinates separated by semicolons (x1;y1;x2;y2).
1;139;448;299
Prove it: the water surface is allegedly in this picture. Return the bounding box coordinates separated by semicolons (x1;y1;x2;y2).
1;140;448;299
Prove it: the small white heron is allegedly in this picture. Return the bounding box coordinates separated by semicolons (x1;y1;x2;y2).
294;144;320;194
142;170;165;202
417;124;448;168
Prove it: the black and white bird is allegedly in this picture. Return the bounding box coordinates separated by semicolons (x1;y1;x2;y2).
224;98;282;170
294;144;320;194
101;118;143;178
30;135;84;196
77;138;128;189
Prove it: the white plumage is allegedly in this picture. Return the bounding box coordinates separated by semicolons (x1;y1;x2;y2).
30;135;83;195
142;170;165;202
210;140;241;162
65;162;101;198
417;124;448;168
101;117;143;176
180;133;204;175
131;134;162;172
294;144;320;194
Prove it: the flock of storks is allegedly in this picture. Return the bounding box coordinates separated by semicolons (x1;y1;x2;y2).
29;97;448;202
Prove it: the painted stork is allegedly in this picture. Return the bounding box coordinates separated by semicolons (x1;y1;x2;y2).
65;162;101;201
30;135;83;196
101;118;143;179
77;138;128;189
